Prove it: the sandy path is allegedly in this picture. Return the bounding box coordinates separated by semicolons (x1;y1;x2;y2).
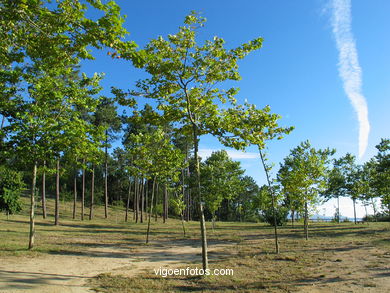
296;245;390;293
0;240;228;293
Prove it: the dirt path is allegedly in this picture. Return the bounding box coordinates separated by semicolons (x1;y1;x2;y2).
0;240;228;293
296;245;390;293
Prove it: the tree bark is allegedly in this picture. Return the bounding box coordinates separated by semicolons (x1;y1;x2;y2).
193;125;208;271
353;198;357;224
73;168;77;219
89;166;95;220
145;179;149;218
104;131;108;219
140;178;144;223
28;161;37;249
125;177;131;222
154;182;159;222
55;159;60;226
81;159;85;221
259;148;279;253
41;160;47;219
133;177;137;221
146;177;156;244
304;200;309;240
163;184;167;223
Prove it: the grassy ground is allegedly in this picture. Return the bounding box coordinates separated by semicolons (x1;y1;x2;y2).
1;196;389;292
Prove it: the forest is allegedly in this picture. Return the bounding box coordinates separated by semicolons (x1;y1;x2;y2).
1;1;389;292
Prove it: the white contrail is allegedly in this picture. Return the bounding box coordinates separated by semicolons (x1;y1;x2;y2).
331;0;370;158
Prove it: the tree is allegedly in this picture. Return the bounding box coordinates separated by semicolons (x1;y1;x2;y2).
278;141;334;240
219;102;293;253
373;139;390;214
201;150;244;228
323;156;352;223
0;0;135;248
92;97;122;219
123;12;262;270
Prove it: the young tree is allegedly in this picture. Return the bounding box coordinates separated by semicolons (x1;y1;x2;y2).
122;12;262;269
92;97;122;218
278;141;334;240
202;150;244;228
219;102;293;253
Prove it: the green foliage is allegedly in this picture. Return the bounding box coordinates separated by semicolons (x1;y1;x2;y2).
201;150;244;217
260;206;288;226
278;141;335;213
0;166;25;214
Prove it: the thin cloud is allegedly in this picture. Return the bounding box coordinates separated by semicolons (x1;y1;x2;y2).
330;0;370;158
198;149;258;160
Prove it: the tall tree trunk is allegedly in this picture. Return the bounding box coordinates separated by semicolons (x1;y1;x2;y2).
353;198;357;224
89;166;95;220
259;148;279;253
163;184;167;223
55;159;60;226
125;176;131;222
145;179;149;218
154;182;159;222
146;177;156;244
165;187;168;222
104;131;108;219
73;168;77;219
41;160;47;219
193;125;208;271
28;161;38;249
304;200;309;240
140;178;144;223
81;159;85;221
133;177;137;221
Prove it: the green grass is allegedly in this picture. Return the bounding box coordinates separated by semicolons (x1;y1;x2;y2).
1;196;389;292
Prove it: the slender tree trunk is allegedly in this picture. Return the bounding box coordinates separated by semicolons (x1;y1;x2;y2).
89;166;95;220
337;196;340;223
192;125;208;271
165;187;168;221
42;160;47;219
55;159;60;226
73;168;77;219
125;177;131;222
146;177;156;244
163;184;167;223
353;198;357;224
259;147;279;253
181;212;186;237
154;182;159;221
28;161;37;249
145;179;149;218
104;132;108;219
133;177;137;221
304;200;309;240
140;178;144;223
81;159;85;221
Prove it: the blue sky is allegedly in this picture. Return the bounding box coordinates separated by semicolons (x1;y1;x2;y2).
82;0;390;217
